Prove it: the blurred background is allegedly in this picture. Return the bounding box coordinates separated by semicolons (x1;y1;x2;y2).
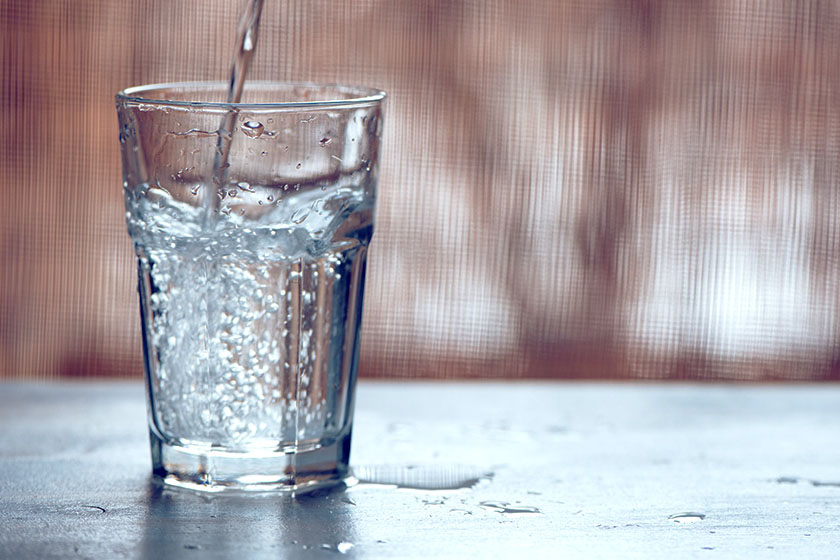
2;0;840;381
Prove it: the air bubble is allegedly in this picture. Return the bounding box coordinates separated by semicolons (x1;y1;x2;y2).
291;207;310;224
241;121;264;138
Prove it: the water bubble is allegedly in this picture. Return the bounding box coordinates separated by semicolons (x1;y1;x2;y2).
669;512;706;523
241;121;264;138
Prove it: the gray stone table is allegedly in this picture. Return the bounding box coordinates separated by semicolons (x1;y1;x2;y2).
1;381;839;558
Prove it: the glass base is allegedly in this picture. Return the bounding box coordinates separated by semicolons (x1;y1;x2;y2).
149;430;352;494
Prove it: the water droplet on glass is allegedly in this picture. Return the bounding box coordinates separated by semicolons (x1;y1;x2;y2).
337;542;354;554
319;137;332;146
190;184;201;196
241;121;264;138
669;512;706;523
296;162;302;169
237;181;255;193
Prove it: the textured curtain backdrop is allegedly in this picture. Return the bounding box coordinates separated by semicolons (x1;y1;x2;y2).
2;0;840;380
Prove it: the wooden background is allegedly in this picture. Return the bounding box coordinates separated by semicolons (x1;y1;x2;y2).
3;0;840;380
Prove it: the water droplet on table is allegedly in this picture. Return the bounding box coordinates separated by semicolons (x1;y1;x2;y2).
669;512;706;523
479;501;542;517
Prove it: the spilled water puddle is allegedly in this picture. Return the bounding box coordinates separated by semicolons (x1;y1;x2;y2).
349;465;494;492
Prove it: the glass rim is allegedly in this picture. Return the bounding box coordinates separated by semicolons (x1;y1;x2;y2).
115;81;386;110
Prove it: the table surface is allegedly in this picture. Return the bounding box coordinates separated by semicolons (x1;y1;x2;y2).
1;381;839;559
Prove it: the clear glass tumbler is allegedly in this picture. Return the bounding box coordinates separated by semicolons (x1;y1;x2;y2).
115;82;385;492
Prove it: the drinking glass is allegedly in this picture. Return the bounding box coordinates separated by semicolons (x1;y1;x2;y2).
116;82;385;492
